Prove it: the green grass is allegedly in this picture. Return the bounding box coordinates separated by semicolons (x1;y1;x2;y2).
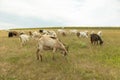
0;28;120;80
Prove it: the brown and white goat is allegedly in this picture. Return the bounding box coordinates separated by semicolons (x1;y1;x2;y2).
36;35;68;61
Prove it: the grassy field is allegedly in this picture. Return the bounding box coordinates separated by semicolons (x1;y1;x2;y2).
0;28;120;80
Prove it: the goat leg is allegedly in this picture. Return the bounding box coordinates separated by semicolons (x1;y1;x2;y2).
52;48;56;60
36;49;40;60
40;55;42;61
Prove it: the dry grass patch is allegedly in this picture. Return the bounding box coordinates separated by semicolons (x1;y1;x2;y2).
0;29;120;80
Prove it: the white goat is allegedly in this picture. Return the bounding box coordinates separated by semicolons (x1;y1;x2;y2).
36;35;68;61
77;31;88;38
20;34;30;46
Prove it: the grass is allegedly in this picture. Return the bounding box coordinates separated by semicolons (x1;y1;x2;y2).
0;28;120;80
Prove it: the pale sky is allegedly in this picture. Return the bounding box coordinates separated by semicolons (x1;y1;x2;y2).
0;0;120;29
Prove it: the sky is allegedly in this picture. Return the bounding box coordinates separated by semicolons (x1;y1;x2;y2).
0;0;120;30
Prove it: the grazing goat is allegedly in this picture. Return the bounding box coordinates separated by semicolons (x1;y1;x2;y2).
57;29;67;36
39;30;57;38
36;35;68;61
20;33;30;46
39;29;48;34
8;31;18;37
77;31;88;38
90;33;103;45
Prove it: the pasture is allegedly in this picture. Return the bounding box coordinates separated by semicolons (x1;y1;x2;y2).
0;28;120;80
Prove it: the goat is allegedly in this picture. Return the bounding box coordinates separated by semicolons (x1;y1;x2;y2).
57;29;67;36
39;30;57;38
39;29;49;35
36;35;68;61
8;31;18;37
77;31;88;38
90;33;103;45
20;33;30;46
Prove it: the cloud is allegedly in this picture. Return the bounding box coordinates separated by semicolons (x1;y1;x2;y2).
0;21;22;30
0;0;82;28
0;11;67;29
74;0;120;26
0;0;120;29
0;0;79;20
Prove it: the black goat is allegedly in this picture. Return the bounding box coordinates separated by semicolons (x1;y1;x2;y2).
90;33;103;45
8;31;18;37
